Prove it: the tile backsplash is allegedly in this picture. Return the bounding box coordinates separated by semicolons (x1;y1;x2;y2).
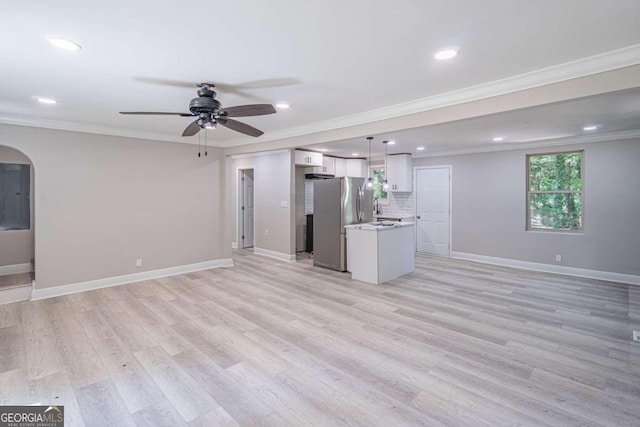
380;191;414;217
305;179;314;214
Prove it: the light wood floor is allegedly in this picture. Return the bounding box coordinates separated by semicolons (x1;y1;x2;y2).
1;251;639;426
0;272;33;290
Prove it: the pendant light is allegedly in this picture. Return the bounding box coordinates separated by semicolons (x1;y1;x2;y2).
382;140;389;191
365;137;374;189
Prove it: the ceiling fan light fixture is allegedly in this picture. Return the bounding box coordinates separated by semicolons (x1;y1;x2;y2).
204;122;216;129
47;36;81;51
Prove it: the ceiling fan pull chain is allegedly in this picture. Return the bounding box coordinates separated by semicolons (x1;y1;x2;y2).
205;129;208;156
198;131;201;157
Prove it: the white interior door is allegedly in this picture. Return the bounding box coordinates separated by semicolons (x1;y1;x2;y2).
241;169;255;248
415;167;450;256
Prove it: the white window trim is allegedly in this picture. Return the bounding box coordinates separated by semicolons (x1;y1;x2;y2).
526;150;584;233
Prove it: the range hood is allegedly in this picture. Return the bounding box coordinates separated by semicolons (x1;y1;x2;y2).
305;173;335;180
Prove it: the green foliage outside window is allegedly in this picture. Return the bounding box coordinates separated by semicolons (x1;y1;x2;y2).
527;151;583;231
371;168;388;201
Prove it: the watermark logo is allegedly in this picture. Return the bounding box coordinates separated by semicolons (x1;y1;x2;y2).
0;406;64;427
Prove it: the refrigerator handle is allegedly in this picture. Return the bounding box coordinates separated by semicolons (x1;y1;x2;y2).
357;187;364;222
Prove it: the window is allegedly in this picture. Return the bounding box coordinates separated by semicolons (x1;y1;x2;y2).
0;163;31;230
370;166;388;203
527;151;583;232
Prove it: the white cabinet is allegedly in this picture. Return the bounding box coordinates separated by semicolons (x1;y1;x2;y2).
346;159;367;178
305;156;336;175
295;150;323;167
387;154;412;192
334;158;346;177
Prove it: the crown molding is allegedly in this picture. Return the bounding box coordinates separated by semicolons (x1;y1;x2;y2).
1;44;639;147
0;114;209;146
413;130;640;159
229;148;290;160
220;43;640;147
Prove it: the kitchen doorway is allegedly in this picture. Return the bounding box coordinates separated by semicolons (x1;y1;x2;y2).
414;166;451;256
239;168;255;249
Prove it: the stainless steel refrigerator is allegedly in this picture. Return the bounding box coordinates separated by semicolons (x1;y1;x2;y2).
313;177;373;271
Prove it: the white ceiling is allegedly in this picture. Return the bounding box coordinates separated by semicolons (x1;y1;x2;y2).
303;88;640;158
1;0;640;145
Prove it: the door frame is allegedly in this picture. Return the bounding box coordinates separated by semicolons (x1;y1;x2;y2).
236;167;255;249
413;165;452;257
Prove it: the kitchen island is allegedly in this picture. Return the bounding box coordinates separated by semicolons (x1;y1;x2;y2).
345;222;415;284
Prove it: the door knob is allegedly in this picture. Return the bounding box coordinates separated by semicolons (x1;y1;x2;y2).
416;216;421;219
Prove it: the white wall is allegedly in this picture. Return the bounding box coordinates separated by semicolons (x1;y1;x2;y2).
413;139;640;276
229;150;295;258
0;145;34;268
0;124;227;289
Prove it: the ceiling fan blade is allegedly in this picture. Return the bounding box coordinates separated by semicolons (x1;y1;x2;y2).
220;104;276;117
182;119;201;137
218;118;264;137
217;77;300;91
120;111;194;116
133;77;202;88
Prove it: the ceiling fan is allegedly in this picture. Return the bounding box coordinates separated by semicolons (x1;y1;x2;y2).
120;83;276;137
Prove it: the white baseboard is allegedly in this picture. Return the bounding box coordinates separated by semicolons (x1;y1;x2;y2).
452;251;640;286
0;285;32;305
0;263;33;277
253;247;296;262
31;258;234;301
231;241;238;249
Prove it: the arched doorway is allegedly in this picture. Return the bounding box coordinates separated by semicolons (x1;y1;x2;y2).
0;145;34;302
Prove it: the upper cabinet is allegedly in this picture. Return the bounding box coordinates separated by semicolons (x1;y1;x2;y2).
387;154;412;192
295;150;323;167
306;156;336;175
346;159;367;178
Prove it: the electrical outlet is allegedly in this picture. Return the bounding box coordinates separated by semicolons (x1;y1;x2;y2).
633;331;640;342
555;255;562;263
265;229;269;236
136;259;143;268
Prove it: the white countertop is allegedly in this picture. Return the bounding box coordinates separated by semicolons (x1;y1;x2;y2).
345;221;415;231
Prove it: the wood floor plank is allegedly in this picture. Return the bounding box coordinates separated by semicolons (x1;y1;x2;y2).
134;346;219;422
75;379;137;427
29;371;86;427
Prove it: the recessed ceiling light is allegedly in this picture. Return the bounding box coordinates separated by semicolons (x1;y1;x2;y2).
388;140;396;145
583;125;598;131
319;149;328;152
416;146;425;151
352;153;359;156
36;97;57;105
47;36;81;51
434;47;459;60
275;103;290;109
493;136;504;142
